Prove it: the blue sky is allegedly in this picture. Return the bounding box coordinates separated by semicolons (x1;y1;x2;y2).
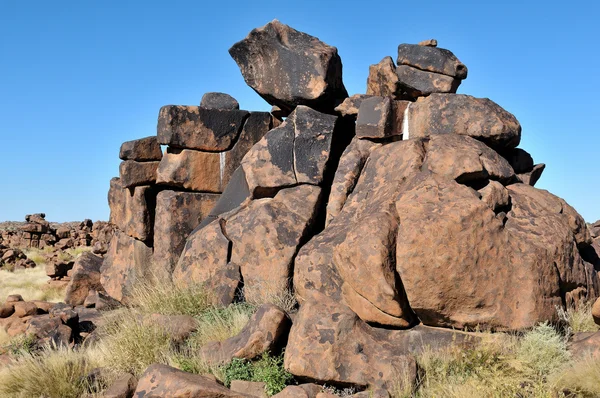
0;1;598;222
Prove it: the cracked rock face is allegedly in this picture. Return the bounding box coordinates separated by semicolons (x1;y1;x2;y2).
229;20;348;113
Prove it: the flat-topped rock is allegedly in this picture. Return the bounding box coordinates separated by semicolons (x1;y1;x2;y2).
119;136;162;161
157;105;249;152
397;43;468;79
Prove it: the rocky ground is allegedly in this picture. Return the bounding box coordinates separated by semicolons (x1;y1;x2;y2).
1;20;600;398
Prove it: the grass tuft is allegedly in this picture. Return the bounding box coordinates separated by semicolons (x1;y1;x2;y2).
129;279;212;317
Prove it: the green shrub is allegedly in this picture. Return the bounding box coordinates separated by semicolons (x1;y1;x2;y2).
222;353;293;396
4;333;37;356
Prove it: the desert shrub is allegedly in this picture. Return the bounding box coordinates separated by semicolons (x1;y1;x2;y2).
557;302;600;334
95;310;172;375
3;334;37;356
552;356;600;397
516;322;570;376
129;279;212;317
222;353;293;396
0;346;104;398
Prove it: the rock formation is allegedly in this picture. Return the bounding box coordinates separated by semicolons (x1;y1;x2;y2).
88;21;600;393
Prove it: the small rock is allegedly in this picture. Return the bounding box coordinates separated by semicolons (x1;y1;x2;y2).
592;298;600;325
200;92;240;110
103;373;138;398
418;39;438;47
230;380;267;398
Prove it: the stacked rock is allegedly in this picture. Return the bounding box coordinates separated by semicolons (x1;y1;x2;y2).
19;213;53;248
100;93;279;302
96;20;599;392
0;245;35;270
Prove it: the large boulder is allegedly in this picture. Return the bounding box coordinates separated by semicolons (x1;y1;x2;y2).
99;231;153;303
157;106;249;152
118;160;159;188
64;252;104;306
408;93;521;150
397;43;467;78
108;178;156;243
200;92;240;110
152;190;220;280
229;20;347;113
119;136;163;161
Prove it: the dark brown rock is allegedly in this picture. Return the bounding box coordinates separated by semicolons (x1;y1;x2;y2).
500;148;534;174
25;315;72;347
152;191;220;280
356;96;393;139
517;163;545;186
396;65;460;98
200;92;240;110
108;178;156;242
366;56;402;98
397;43;467;79
229;20;347;113
200;304;291;366
242;106;338;196
99;230;153;303
118;160;159;188
64;252;104;306
157;105;249;152
0;303;15;318
408;93;521;150
134;364;248;398
334;94;373;117
156;148;221;192
119;136;163;161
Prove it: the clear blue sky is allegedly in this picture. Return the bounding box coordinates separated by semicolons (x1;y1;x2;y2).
1;1;598;223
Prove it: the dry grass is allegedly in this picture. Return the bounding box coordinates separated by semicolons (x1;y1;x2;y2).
0;345;107;398
0;266;64;303
557;302;600;333
129;278;212;317
552;356;600;397
243;279;298;314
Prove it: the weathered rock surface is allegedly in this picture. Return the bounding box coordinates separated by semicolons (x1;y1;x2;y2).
134;364;248;398
366;57;402;98
200;92;240;110
119;160;159;188
231;381;267;398
64;252;104;306
108;178;156;242
119;136;163;161
242;106;338;196
157;105;249;152
334;94;372;117
229;20;347;113
397;43;468;79
152;191;219;280
156;148;221;192
99;231;153;303
517;163;545;186
200;304;291;365
396;64;460;98
408;94;522;150
103;373;138;398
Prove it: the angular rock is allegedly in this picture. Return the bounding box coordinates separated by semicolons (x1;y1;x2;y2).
396;65;460;98
108;178;156;242
229;20;347;113
200;92;240;110
152;191;220;280
119;136;163;161
13;301;38;318
356;96;393;139
200;304;291;366
25;315;72;347
103;373;138;398
418;39;438;47
157;105;249;152
242;106;338;196
118;160;159;188
518;163;545;186
397;43;467;79
226;185;321;302
366;57;402;98
221;112;272;188
134;364;247;398
500;148;534;174
334;94;373;117
478;180;510;212
408;93;521;150
273;385;322;398
156;148;221;192
99;230;153;303
326;138;382;225
64;252;104;306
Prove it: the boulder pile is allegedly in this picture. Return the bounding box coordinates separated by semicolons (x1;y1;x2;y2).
85;20;600;392
0;245;35;270
101;94;280;302
0;214;114;253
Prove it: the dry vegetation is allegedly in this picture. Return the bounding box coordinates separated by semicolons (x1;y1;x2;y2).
0;271;599;397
